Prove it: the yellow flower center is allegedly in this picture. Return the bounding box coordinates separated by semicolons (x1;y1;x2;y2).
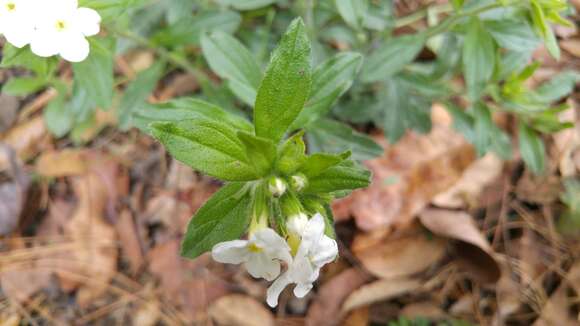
248;243;262;253
6;2;15;11
287;233;301;257
55;20;66;31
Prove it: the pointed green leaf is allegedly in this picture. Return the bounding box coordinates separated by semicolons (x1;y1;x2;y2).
237;131;277;177
335;0;368;30
181;183;252;258
361;34;425;83
276;131;307;175
518;123;545;174
254;18;312;143
151;119;258;181
304;160;371;194
463;18;496;101
201;32;262;106
299;152;350;178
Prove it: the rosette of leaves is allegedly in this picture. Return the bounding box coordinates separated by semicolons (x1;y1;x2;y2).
139;18;371;258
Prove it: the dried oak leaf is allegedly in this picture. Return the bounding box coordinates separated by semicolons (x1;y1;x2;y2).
336;111;475;231
209;294;275;326
306;268;372;326
419;209;501;283
352;224;447;279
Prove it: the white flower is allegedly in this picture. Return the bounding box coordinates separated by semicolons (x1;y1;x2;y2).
30;0;101;62
0;0;36;48
266;213;338;307
212;228;292;281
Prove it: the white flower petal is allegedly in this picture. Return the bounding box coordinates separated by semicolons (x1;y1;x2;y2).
4;25;33;48
58;33;90;62
311;235;338;267
245;253;280;281
211;240;248;264
266;272;291;307
289;254;315;284
30;30;61;57
286;213;309;236
293;282;313;298
252;228;292;263
74;7;101;36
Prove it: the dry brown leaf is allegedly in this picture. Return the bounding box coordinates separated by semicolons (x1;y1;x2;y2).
400;301;446;320
533;262;580;326
341;278;421;314
132;301;161;326
116;210;144;274
553;105;580;177
0;147;29;235
432;154;503;208
0;116;48;171
306;268;371;326
336;109;475;231
35;149;88;177
342;306;370;326
60;171;118;307
143;193;193;234
165;159;198;191
352;226;447;279
419;209;501;283
0;264;53;303
560;39;580;57
0;94;19;133
209;294;274;326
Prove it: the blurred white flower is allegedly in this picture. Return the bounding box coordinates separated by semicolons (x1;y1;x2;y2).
212;228;292;281
30;0;101;62
267;213;338;307
0;0;35;47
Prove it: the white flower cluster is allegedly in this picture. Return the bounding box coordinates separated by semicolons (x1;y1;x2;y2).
0;0;101;62
212;213;338;307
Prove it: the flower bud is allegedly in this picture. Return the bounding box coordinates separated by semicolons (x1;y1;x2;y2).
268;177;287;197
286;213;309;236
289;173;307;192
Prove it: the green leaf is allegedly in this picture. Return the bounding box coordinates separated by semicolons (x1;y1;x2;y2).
201;32;262;106
276;131;307;175
118;61;165;130
293;82;349;129
44;83;73;138
474;102;493;156
72;38;115;108
181;182;252;259
133;97;253;134
304;161;371;194
153;10;241;47
450;0;464;10
361;34;425;83
306;119;383;161
485;19;540;52
518;122;545;174
254;18;312;143
309;52;363;103
463;18;496;101
530;0;560;59
335;0;368;30
0;44;58;77
237;131;277;177
533;71;580;103
299;152;350;178
151;119;258;181
1;77;46;96
217;0;276;10
381;79;431;143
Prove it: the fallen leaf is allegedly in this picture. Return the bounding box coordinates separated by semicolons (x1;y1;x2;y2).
116;209;145;274
342;306;370;326
61;171;118;307
419;209;501;283
560;39;580;57
35;149;88;177
532;263;580;326
165;159;199;191
132;301;161;326
209;294;275;326
400;301;446;320
0;94;19;133
336;109;475;231
352;225;447;279
341;278;421;314
0;116;48;171
306;268;371;326
0;146;30;235
432;154;503;209
515;172;561;204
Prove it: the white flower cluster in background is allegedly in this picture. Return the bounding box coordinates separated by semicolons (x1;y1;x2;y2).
0;0;101;62
212;213;338;307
